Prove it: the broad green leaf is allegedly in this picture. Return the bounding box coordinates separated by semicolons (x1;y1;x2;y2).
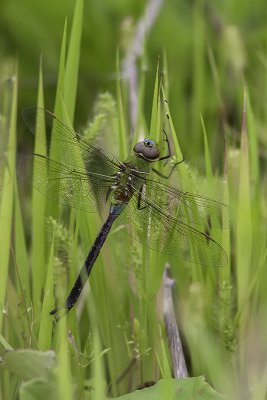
0;349;55;381
20;374;57;400
111;377;225;400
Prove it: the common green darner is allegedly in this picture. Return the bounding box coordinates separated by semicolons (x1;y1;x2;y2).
22;108;227;315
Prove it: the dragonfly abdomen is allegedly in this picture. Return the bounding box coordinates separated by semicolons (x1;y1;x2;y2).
50;208;120;314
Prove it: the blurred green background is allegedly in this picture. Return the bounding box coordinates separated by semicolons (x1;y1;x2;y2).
1;0;265;161
1;0;267;399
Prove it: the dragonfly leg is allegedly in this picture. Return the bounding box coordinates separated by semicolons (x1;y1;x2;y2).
152;156;184;180
158;129;171;161
155;129;184;178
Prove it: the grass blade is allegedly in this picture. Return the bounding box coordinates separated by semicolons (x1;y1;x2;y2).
38;237;54;350
64;0;84;123
236;92;252;362
0;68;17;331
31;57;47;316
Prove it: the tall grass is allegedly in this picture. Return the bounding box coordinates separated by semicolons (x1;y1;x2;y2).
0;1;267;399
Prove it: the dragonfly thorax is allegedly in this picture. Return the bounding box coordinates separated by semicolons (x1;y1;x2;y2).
111;163;144;204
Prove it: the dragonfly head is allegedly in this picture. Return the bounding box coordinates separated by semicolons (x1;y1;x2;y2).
133;138;160;161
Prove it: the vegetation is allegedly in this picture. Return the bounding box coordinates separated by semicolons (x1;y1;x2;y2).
0;0;266;399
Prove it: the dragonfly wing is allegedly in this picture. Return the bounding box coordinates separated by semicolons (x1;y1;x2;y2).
21;108;121;212
114;185;227;267
22;107;121;175
144;174;227;229
17;153;114;212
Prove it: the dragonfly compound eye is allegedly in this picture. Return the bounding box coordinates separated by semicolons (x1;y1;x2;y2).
144;138;154;147
133;139;160;160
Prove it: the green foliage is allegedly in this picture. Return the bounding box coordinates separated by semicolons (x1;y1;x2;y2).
0;0;267;399
0;65;17;333
112;377;225;400
0;349;56;380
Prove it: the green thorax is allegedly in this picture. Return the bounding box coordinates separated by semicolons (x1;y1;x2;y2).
111;154;151;206
124;153;151;173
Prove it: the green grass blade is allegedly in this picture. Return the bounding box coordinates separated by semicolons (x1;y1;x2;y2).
161;86;183;161
236;93;252;362
131;58;147;147
0;68;17;332
64;0;84;123
53;19;67;119
201;114;213;180
38;238;54;350
156;327;172;379
55;317;73;400
14;180;31;306
31;57;47;316
92;326;106;400
191;0;205;154
48;19;67;221
246;88;259;184
220;179;231;282
116;49;128;160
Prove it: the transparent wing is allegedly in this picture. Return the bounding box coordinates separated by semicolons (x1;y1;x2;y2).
114;178;227;267
21;107;122;176
21;108;122;211
17;153;116;212
144;173;227;229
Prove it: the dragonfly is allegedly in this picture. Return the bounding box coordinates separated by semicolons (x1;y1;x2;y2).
21;108;228;316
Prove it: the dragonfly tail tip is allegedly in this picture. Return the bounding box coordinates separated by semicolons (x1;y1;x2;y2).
50;307;60;316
